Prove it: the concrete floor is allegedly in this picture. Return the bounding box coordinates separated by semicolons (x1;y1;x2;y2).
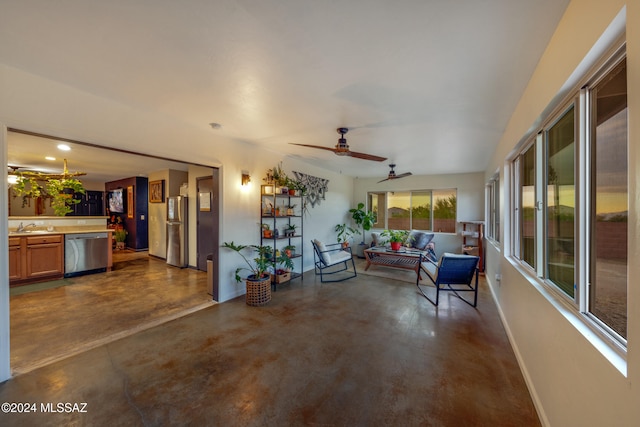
9;251;213;375
0;262;540;426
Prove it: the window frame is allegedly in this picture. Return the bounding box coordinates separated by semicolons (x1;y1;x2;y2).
508;44;628;353
367;189;457;232
486;171;500;244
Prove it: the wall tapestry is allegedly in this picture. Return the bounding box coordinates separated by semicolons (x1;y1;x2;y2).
293;171;329;208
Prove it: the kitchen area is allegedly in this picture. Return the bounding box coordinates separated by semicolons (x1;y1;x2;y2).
5;130;217;375
8;216;112;286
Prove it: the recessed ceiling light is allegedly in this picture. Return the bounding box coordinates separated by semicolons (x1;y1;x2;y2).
57;144;71;151
209;122;222;130
45;156;56;161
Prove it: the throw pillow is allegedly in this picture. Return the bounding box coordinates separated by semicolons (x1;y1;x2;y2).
313;239;330;264
406;230;434;250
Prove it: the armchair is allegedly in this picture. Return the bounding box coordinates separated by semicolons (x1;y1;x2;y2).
311;239;357;282
416;252;480;307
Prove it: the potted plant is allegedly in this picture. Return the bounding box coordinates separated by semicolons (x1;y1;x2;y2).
381;229;409;251
261;223;272;238
222;242;273;306
114;229;128;250
273;249;294;284
335;223;359;249
349;202;376;257
286;203;297;216
283;244;296;257
285;223;297;237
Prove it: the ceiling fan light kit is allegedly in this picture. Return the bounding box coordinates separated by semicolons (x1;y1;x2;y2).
378;164;412;183
290;127;387;162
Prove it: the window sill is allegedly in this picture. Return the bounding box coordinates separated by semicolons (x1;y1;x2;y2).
507;256;627;377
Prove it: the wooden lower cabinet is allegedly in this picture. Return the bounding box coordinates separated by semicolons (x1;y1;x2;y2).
8;237;23;281
9;234;64;286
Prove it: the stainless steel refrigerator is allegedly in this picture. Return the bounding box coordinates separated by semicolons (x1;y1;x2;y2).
166;196;188;267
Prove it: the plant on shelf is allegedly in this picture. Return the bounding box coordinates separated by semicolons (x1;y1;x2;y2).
286;203;297;216
261;223;272;238
276;249;294;271
381;229;409;251
335;223;360;248
285;223;297;236
283;244;296;258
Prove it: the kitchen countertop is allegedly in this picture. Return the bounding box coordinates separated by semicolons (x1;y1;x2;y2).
8;228;113;237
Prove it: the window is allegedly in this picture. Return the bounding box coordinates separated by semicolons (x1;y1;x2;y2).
520;143;536;270
367;189;456;232
546;106;575;297
589;57;628;339
486;174;500;243
510;50;627;345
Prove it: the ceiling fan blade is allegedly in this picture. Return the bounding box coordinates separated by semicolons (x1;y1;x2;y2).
348;151;388;162
377;177;391;183
395;172;413;179
289;143;339;153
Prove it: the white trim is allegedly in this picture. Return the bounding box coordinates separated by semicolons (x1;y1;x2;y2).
485;265;550;427
0;123;11;382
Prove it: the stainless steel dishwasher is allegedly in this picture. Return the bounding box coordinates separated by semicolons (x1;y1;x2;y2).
64;232;109;277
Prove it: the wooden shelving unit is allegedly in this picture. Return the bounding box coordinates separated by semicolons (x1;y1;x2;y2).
460;220;484;273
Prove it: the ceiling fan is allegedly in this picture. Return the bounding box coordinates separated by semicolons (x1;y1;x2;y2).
378;164;412;183
290;128;387;162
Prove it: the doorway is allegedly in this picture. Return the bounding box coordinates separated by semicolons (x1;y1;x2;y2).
4;129;221;377
196;173;219;301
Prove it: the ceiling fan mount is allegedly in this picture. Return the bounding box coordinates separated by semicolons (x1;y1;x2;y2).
378;163;412;183
290;127;387;162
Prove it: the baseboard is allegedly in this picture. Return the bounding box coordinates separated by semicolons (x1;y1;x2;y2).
485;275;550;427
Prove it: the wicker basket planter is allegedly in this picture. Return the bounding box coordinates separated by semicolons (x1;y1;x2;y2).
245;275;271;306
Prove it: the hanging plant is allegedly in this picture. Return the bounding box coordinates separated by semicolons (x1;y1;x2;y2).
46;177;86;216
9;159;87;216
12;175;44;208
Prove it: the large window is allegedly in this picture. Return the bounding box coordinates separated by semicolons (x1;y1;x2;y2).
589;57;628;339
546;106;575;297
511;50;627;344
486;174;500;243
367;189;456;232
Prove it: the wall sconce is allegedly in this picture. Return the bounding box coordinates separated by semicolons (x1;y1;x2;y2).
241;173;251;186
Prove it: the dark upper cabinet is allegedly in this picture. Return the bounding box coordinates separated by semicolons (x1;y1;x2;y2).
70;191;105;216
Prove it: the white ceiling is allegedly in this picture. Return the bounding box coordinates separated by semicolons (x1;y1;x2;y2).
1;0;570;180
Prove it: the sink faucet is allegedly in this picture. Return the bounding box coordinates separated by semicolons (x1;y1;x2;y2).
17;222;36;232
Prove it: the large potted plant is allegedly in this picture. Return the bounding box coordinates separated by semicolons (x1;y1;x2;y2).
349;202;376;257
222;242;273;306
335;223;359;249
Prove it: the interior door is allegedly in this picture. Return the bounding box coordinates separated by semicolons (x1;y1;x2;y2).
196;172;219;300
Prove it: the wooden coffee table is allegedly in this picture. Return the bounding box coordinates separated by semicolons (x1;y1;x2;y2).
363;246;425;278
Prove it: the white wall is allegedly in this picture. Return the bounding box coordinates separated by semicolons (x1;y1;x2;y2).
0;61;354;381
484;1;639;426
353;172;485;255
217;155;353;302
